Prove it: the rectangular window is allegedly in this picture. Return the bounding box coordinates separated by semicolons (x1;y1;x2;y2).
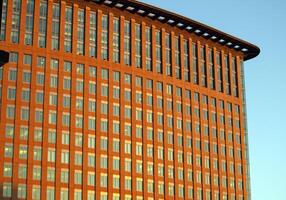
224;54;231;94
9;52;18;63
184;40;190;81
192;43;198;84
200;45;207;86
24;0;34;45
38;0;47;47
89;11;97;57
101;15;108;60
135;24;142;68
64;6;73;52
155;30;162;73
113;18;120;63
145;27;152;71
23;71;31;83
11;0;22;43
77;9;85;55
124;20;131;65
51;4;60;50
3;183;12;197
217;52;223;92
37;56;46;68
209;48;215;89
174;36;181;79
165;33;172;76
18;184;26;199
232;57;238;97
0;0;8;40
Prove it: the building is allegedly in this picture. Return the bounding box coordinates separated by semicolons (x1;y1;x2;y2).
0;0;259;199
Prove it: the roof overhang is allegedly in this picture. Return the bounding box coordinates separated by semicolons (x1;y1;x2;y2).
91;0;260;61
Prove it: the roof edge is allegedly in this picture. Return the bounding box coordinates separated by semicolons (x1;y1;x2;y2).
92;0;260;61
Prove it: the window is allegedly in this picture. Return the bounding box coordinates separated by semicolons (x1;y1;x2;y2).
7;88;16;100
101;15;108;60
49;111;57;124
88;173;95;186
76;80;83;92
61;151;69;164
0;0;8;40
20;126;29;140
113;175;120;189
62;133;70;145
18;184;27;199
200;45;207;86
76;9;85;54
3;163;12;177
47;188;55;199
22;89;30;101
224;54;231;94
64;61;72;72
23;54;32;66
100;174;108;188
192;43;198;84
64;6;73;52
90;11;97;57
174;37;181;79
101;68;109;80
23;71;31;83
124;21;131;65
38;0;47;47
113;157;120;171
124;74;131;84
51;4;60;50
217;52;223;92
165;33;172;76
18;165;27;179
33;147;42;161
135;24;142;68
112;18;120;62
50;76;58;88
33;166;41;180
209;48;215;89
113;87;120;99
11;0;21;43
101;85;108;97
3;183;12;197
145;27;152;71
6;106;15;119
50;58;59;70
48;130;56;144
35;109;43;122
88;117;96;130
9;69;17;81
155;30;162;73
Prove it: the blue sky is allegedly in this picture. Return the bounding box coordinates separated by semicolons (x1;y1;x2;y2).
142;0;286;199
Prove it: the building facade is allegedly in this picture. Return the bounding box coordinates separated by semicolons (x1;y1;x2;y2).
0;0;259;199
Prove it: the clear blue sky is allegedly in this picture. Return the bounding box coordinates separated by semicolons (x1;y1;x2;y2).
142;0;286;199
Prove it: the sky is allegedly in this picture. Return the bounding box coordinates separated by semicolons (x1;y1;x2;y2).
141;0;286;199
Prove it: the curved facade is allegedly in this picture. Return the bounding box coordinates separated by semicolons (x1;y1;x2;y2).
0;0;259;199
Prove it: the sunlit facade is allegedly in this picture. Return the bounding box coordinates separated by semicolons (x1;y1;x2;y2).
0;0;259;199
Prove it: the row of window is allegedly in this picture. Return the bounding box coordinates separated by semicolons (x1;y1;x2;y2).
4;104;240;136
2;182;244;200
3;157;244;182
3;136;244;163
0;0;242;96
2;53;242;111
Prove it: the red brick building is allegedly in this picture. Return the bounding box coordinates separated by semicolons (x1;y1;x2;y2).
0;0;259;199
